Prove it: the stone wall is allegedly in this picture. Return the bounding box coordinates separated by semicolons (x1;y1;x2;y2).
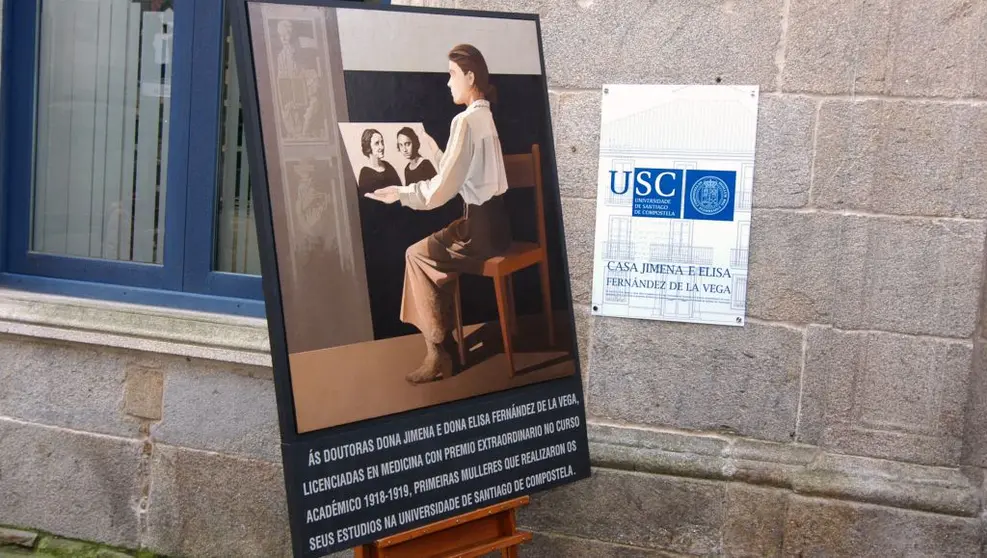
2;0;987;557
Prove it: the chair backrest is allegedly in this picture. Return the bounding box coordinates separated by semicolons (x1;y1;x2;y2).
502;144;547;251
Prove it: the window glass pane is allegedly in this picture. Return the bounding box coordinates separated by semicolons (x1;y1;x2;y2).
214;24;261;275
32;0;175;263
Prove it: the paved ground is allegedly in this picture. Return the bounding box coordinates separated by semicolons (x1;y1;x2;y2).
0;544;143;557
1;551;139;558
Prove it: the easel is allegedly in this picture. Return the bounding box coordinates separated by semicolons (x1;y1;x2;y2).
355;496;532;558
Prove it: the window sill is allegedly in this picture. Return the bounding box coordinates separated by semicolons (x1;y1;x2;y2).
0;287;272;368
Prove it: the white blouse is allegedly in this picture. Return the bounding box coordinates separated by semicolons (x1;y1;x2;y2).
397;99;508;210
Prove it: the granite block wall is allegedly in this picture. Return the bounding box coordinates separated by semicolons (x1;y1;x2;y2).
2;0;986;556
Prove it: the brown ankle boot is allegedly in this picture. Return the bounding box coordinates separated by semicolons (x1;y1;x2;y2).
406;341;452;384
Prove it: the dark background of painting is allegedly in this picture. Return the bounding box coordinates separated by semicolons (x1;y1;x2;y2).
343;71;569;341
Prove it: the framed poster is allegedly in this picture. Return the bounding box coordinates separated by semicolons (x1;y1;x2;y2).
591;84;760;326
228;1;591;555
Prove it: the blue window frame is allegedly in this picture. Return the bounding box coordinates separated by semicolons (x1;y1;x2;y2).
0;0;266;316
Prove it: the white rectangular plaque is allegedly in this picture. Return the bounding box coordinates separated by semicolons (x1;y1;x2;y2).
590;84;760;326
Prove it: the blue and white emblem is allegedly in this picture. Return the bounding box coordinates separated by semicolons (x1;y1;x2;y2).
689;176;731;216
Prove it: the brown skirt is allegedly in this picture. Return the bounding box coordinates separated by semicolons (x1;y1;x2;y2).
399;195;511;343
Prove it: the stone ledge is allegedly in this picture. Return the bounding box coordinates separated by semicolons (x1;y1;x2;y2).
0;527;38;548
0;289;271;368
587;422;981;518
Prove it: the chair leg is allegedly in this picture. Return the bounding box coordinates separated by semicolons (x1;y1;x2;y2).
537;260;555;346
492;274;515;376
506;275;517;335
453;278;465;366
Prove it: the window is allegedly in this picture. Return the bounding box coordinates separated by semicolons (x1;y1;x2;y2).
2;0;265;316
32;1;175;265
215;35;262;276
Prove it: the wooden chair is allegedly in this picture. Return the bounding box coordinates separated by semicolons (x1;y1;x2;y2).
452;144;555;376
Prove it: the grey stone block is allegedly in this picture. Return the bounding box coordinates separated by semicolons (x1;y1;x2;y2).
145;444;291;558
589;422;730;481
0;418;142;548
457;0;783;90
519;468;725;555
723;485;787;557
783;0;987;97
791;452;979;518
781;0;893;95
885;0;987;98
123;365;163;420
746;210;840;324
982;268;987;341
781;496;981;557
799;326;972;466
752;95;815;209
549;90;601;200
572;304;592;394
0;336;142;437
390;0;456;6
812;100;987;218
588;318;802;442
560;197;596;305
523;531;677;557
831;216;986;338
588;421;980;517
589;423;729;457
749;211;986;337
151;364;281;462
961;340;987;466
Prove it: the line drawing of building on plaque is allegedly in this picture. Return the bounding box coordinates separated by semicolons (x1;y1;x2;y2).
603;215;633;259
731;274;747;310
592;85;759;327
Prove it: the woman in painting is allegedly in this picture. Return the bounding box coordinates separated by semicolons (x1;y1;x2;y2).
396;127;438;185
357;128;401;195
366;44;511;385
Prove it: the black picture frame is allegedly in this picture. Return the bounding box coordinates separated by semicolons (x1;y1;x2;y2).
228;1;590;554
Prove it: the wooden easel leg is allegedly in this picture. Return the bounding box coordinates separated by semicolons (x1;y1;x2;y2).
357;497;532;558
501;507;520;557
